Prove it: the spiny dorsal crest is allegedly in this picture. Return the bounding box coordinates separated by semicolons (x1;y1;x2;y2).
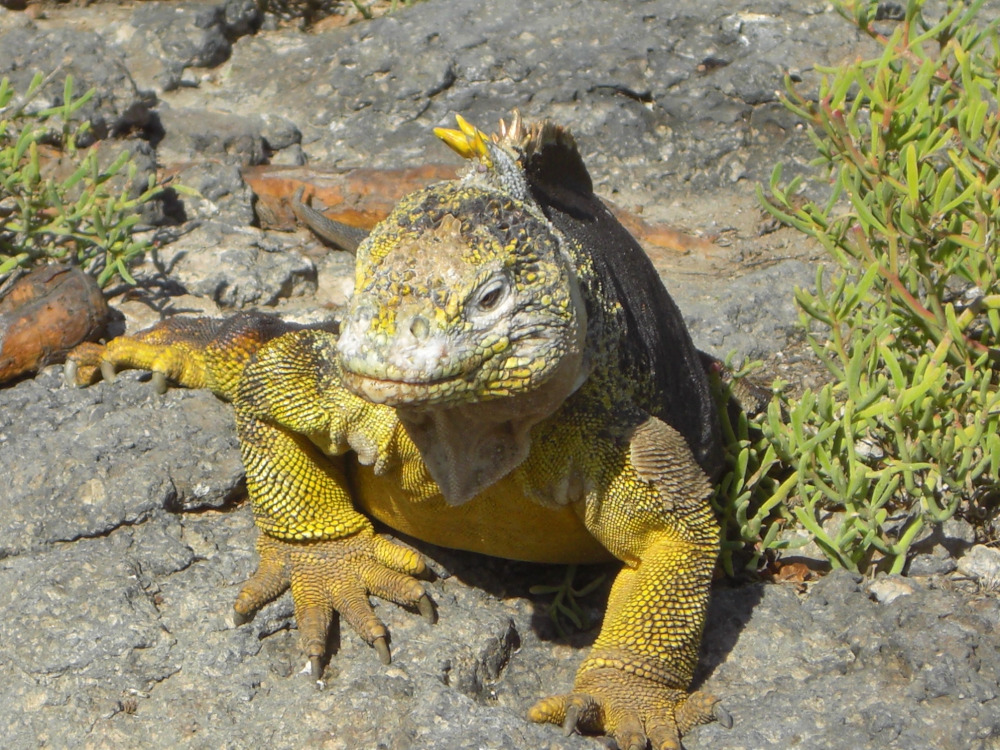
434;112;579;168
434;112;592;204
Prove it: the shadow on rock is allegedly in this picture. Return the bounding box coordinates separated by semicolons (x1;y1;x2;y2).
694;580;765;691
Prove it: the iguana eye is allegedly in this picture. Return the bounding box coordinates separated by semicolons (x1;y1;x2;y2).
473;277;511;313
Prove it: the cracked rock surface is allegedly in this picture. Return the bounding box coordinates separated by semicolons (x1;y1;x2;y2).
2;1;999;748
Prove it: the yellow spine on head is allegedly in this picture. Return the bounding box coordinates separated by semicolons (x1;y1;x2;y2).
434;114;493;167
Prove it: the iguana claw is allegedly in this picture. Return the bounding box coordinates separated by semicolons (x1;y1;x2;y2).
417;594;436;624
63;358;78;387
373;636;391;665
152;370;168;394
714;702;733;729
562;704;582;736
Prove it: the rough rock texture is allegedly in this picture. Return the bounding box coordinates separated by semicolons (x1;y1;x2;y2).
0;25;153;141
697;571;1000;750
142;222;318;308
1;1;999;748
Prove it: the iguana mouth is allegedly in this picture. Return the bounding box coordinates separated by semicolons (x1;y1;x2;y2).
340;369;471;407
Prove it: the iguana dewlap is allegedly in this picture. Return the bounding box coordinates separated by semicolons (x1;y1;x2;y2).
68;113;726;749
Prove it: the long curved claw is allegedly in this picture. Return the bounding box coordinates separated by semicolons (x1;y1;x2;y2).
714;702;734;729
310;655;324;680
63;358;78;387
562;704;582;736
100;360;116;383
151;370;168;394
417;594;436;624
373;636;391;666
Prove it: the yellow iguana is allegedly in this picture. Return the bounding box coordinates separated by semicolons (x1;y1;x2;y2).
68;113;729;749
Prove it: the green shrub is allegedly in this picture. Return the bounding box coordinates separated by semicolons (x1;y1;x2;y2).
0;72;163;288
718;0;1000;575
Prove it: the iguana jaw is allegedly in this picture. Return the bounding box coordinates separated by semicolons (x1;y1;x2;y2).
340;367;483;407
338;301;585;408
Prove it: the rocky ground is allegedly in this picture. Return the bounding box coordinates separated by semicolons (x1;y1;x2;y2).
1;0;999;748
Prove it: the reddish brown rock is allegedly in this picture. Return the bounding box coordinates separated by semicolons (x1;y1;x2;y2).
0;264;109;383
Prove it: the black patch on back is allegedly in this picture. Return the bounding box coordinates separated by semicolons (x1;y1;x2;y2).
523;138;722;479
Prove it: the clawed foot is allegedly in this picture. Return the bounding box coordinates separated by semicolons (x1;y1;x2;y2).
529;666;729;750
63;324;211;392
233;530;435;677
64;313;292;399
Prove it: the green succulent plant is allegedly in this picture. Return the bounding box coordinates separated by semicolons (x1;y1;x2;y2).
717;0;1000;575
0;72;163;288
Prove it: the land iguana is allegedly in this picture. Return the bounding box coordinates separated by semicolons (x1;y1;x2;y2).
67;113;730;749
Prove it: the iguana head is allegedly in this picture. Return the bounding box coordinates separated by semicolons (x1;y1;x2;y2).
337;115;588;412
335;115;591;503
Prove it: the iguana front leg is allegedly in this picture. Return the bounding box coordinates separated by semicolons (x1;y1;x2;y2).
232;329;433;674
530;416;725;749
70;319;433;673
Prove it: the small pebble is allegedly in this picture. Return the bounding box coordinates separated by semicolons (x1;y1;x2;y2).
868;576;915;604
956;545;1000;586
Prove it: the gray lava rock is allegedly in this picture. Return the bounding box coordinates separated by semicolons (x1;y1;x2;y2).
958;545;1000;588
211;0;881;194
106;0;263;92
0;369;242;558
694;570;1000;750
682;259;816;361
156;105;301;166
0;26;152;141
167;160;258;226
139;222;317;307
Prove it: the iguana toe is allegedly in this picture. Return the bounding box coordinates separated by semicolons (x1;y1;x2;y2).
234;533;292;618
64;341;107;386
233;530;430;677
529;665;721;750
674;689;725;733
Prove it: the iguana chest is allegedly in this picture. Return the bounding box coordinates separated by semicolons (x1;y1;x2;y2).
345;425;613;564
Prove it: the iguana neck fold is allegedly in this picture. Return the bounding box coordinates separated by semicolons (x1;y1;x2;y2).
395;342;587;504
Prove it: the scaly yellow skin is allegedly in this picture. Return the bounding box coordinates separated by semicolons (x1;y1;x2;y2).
68;115;724;749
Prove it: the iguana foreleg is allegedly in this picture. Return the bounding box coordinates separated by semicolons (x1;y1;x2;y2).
530;416;724;749
69;319;434;674
232;329;433;674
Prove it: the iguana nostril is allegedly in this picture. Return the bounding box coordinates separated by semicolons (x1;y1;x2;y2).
409;315;430;340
